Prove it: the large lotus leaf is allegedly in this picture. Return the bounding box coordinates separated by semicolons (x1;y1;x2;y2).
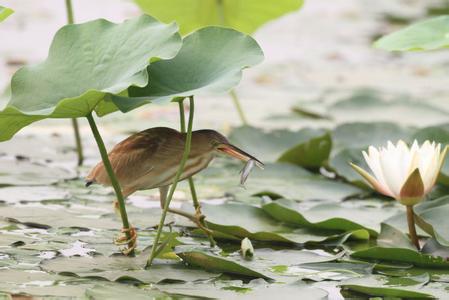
0;5;13;22
262;199;402;236
374;16;449;51
0;15;182;142
134;0;303;35
228;126;331;168
109;26;263;111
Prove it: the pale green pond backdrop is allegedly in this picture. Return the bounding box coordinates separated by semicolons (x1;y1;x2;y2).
1;0;449;299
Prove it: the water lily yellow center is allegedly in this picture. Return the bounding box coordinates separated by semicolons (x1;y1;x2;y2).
351;140;448;206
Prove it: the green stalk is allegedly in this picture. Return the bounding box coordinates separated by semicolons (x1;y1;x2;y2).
229;89;248;125
65;0;84;166
215;0;249;125
406;205;420;250
146;96;195;269
178;100;216;247
86;113;134;256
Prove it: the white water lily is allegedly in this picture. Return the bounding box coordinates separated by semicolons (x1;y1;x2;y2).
351;140;448;206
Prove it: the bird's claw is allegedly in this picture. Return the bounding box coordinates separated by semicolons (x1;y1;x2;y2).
114;226;137;255
194;206;213;235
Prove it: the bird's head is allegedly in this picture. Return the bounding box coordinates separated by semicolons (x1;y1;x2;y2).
193;130;264;168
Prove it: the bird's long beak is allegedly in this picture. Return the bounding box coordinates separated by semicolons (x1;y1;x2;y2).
216;143;264;168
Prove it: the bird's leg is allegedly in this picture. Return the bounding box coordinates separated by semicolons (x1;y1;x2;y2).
159;186;214;236
114;226;137;255
188;177;216;247
113;188;137;255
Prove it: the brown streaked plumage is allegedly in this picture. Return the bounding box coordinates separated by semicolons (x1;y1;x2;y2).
86;127;263;198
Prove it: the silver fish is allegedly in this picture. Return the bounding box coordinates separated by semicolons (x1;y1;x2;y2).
240;159;256;186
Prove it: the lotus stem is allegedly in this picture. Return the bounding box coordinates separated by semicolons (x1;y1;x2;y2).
86;113;134;256
65;0;84;166
146;96;195;269
178;100;216;247
406;205;420;250
71;118;84;166
229;90;249;125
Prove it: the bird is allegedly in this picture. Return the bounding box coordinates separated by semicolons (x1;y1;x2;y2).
86;127;263;249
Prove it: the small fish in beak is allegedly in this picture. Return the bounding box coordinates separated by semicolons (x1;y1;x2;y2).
216;143;264;187
240;159;256;187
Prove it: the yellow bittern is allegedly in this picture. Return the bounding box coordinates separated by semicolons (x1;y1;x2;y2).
86;127;263;248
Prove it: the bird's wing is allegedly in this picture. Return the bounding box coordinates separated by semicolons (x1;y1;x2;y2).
107;128;185;188
86;127;186;189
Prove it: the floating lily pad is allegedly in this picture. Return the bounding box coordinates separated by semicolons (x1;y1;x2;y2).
176;246;339;279
340;274;436;299
262;199;401;236
229;126;331;168
190;202;367;244
191;161;362;202
0;159;76;186
85;284;169;300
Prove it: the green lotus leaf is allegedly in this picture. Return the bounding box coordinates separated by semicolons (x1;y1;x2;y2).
109;26;263;112
0;5;13;22
134;0;303;35
375;16;449;51
0;15;182;142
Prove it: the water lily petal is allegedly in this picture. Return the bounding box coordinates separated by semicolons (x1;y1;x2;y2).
350;163;393;197
363;148;393;195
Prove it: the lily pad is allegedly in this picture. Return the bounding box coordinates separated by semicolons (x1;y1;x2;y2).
262;199;401;236
386;196;449;247
374;15;449;51
0;15;182;141
156;280;328;299
176;246;339;279
191;161;362;202
340;274;436;299
85;284;169;300
229;126;331;168
191;202;366;244
134;0;304;35
111;26;263;111
0;159;76;186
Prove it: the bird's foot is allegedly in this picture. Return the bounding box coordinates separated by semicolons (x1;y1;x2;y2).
194;206;213;236
114;226;137;255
